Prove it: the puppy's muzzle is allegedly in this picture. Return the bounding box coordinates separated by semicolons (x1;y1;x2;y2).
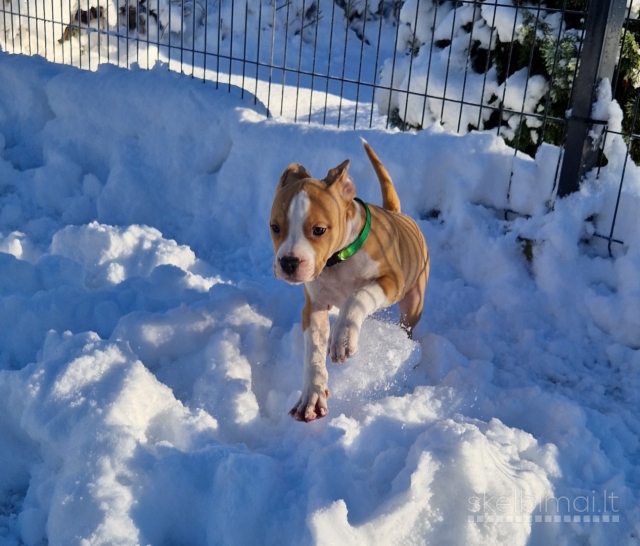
280;255;300;275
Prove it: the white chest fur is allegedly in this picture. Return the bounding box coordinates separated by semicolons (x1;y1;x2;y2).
305;249;380;309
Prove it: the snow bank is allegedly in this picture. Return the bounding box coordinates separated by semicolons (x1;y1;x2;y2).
0;52;639;545
51;222;219;289
1;330;219;545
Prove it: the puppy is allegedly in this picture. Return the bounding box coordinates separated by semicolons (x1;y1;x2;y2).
269;140;429;422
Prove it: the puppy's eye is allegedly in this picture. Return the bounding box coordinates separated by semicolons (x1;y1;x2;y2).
271;224;280;234
312;226;326;237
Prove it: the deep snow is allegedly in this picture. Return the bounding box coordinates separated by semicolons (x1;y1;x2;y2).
0;52;639;545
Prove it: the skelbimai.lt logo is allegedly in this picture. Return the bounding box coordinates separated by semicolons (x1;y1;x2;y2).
467;489;620;524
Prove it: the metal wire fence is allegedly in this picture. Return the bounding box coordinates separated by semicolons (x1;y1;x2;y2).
0;0;638;254
593;1;640;255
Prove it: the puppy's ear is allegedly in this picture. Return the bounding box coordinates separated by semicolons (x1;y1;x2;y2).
278;164;312;189
323;160;355;202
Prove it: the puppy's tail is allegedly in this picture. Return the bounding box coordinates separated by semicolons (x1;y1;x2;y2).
361;138;401;213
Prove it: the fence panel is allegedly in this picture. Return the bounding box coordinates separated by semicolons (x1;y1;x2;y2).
0;0;586;134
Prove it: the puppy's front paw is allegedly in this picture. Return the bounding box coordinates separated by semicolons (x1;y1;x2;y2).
329;321;359;363
289;387;330;422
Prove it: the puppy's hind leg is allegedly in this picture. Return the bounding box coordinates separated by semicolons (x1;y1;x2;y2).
398;269;427;338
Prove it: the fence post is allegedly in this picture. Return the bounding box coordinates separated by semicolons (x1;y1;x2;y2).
557;0;627;197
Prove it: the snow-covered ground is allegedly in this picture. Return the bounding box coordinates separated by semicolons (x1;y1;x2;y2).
0;51;640;545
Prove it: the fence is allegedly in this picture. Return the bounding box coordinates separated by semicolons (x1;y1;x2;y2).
0;0;639;254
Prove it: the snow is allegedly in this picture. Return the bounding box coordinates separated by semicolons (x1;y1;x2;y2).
378;0;502;132
0;50;639;546
480;0;524;44
376;0;576;136
496;68;549;137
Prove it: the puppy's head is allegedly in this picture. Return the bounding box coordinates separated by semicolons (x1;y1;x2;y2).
269;160;356;284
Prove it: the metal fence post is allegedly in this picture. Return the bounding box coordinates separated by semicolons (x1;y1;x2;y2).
557;0;627;197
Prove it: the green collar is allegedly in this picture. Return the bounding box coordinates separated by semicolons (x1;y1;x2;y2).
325;198;371;268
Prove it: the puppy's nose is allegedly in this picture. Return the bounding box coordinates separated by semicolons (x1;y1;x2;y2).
280;255;300;275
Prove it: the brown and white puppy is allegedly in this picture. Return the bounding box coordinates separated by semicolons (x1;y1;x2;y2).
269;141;429;422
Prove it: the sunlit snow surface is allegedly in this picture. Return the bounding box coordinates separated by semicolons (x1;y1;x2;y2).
0;53;639;545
